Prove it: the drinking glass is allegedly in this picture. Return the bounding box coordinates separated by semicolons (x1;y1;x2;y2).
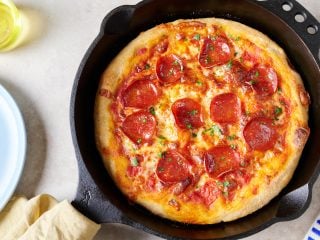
0;0;22;52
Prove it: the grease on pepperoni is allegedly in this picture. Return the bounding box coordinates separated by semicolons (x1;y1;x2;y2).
156;54;183;83
172;98;204;129
122;79;160;109
121;111;156;145
156;150;191;184
247;65;278;96
210;93;241;123
243;117;278;151
204;146;240;178
199;36;234;68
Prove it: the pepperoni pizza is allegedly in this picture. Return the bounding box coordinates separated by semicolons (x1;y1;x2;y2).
94;18;310;224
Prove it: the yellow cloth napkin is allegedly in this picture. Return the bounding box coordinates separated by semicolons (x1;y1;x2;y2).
0;194;100;240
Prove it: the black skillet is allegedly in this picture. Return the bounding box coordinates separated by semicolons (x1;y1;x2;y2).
70;0;320;239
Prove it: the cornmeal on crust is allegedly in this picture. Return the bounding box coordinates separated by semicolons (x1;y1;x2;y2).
94;18;309;224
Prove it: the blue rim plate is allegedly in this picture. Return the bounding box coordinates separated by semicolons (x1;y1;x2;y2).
0;84;26;211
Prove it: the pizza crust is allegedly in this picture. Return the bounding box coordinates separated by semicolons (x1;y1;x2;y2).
95;18;309;224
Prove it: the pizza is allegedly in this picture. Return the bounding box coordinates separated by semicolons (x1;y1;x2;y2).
94;18;310;224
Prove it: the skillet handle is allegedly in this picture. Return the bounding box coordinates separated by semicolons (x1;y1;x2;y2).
275;183;311;219
256;0;320;66
71;154;124;224
100;5;136;34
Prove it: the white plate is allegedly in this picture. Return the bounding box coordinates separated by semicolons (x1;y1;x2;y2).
0;84;26;211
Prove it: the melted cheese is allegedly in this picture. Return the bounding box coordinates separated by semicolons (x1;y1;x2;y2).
95;18;309;224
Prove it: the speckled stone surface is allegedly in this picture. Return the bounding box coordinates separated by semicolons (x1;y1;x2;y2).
1;0;318;239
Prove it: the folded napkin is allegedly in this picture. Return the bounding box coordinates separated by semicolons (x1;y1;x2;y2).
0;194;100;240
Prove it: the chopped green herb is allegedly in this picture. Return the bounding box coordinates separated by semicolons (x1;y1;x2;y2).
203;125;223;136
149;106;156;115
189;109;198;116
234;52;238;57
227;134;236;141
144;63;151;70
131;157;139;167
277;87;282;93
158;135;166;146
255;71;260;77
240;161;246;167
136;138;142;144
234;36;241;41
157;167;165;172
226;60;233;69
249;80;256;85
223;191;229;197
196;80;203;85
158;152;165;158
274;106;283;120
212;125;223;135
186;123;193;129
223;181;230;188
209;45;214;51
172;59;180;66
274;106;283;115
193;33;201;41
192;132;197;138
158;135;166;140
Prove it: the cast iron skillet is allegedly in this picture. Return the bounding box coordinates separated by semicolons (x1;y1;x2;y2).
70;0;320;239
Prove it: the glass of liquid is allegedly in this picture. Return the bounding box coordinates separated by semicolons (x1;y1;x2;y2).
0;0;22;52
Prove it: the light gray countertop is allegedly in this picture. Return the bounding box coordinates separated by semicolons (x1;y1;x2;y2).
1;0;319;239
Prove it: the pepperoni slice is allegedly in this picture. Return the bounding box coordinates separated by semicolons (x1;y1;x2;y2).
156;150;190;184
218;170;252;200
199;36;234;68
230;61;247;83
121;111;156;144
204;146;240;178
156;54;183;83
172;98;204;129
247;65;278;96
122;80;160;109
243;117;278;151
190;180;219;206
210;93;241;123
